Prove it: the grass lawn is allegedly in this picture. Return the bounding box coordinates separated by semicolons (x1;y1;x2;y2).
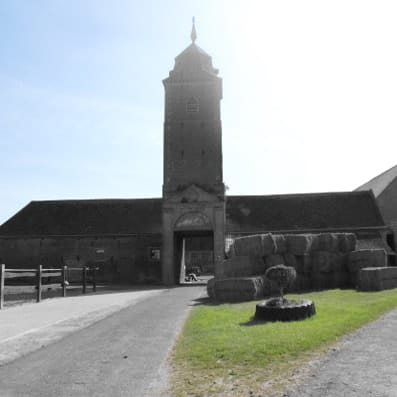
170;289;397;397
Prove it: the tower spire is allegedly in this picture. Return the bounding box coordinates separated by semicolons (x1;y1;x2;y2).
191;17;197;43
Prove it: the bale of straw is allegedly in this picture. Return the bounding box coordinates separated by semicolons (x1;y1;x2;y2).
289;274;311;292
348;249;387;274
311;271;350;290
262;233;277;256
210;276;266;302
312;251;332;273
316;233;340;252
358;267;397;291
311;273;334;290
273;234;287;254
285;234;313;255
220;256;264;278
311;251;348;274
348;249;387;286
233;235;264;257
338;233;357;253
283;253;297;269
264;254;284;270
207;277;216;299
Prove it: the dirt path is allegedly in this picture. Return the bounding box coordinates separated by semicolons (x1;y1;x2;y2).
285;307;397;397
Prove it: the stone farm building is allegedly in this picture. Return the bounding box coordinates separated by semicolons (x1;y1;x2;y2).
0;25;394;284
357;164;397;252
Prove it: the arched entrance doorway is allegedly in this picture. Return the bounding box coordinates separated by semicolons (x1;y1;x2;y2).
173;212;214;284
174;230;214;283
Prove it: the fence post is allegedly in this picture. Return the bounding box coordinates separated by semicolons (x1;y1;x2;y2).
82;266;87;294
62;265;67;297
92;267;97;292
0;264;5;310
37;265;42;303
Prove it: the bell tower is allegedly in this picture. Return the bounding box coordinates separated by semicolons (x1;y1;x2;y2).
161;20;225;284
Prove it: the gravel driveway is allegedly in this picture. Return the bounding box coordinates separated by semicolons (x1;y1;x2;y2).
286;307;397;397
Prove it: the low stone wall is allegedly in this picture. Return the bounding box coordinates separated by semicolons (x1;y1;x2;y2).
358;267;397;291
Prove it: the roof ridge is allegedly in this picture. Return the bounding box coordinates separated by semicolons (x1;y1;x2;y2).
356;164;397;197
30;197;162;204
227;191;366;200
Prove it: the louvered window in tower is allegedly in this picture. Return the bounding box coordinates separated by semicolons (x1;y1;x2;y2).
186;97;199;113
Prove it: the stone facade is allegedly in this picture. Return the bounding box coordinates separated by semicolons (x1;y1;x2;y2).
0;234;162;283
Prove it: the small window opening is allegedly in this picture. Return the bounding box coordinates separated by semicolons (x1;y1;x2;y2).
186;97;199;113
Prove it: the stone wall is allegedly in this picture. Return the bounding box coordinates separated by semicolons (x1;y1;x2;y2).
0;234;162;284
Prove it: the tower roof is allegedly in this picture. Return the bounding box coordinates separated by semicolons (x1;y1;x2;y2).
164;21;219;82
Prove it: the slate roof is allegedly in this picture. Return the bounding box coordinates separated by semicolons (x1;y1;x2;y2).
0;191;385;237
356;164;397;198
0;199;163;236
226;191;385;234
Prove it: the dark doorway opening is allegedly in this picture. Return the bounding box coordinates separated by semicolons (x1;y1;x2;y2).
387;233;396;266
174;230;214;284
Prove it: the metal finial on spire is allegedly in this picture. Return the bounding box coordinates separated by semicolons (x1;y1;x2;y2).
191;17;197;43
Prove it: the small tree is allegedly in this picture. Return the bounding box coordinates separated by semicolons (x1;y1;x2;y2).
265;265;296;300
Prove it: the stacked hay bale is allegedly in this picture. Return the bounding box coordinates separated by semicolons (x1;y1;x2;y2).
263;233;356;291
348;249;388;287
209;232;358;302
358;266;397;291
309;233;355;290
208;234;274;301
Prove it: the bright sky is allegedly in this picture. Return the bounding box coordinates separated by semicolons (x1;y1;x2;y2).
1;0;397;224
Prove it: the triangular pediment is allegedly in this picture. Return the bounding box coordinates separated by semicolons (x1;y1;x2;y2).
166;184;221;204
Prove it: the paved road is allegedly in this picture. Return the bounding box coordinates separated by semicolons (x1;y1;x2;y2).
287;307;397;397
0;286;204;397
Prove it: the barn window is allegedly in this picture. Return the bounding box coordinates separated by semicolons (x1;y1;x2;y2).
149;247;161;261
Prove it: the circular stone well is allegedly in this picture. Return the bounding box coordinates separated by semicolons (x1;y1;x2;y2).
255;298;316;322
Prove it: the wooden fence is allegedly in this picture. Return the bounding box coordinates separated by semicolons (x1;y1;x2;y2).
0;264;98;310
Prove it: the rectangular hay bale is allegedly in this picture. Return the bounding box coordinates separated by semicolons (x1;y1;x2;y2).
348;249;387;274
211;276;266;302
285;234;313;255
358;267;397;291
232;235;264;257
273;234;287;254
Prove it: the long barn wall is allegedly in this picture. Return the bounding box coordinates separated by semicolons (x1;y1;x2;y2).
0;234;162;284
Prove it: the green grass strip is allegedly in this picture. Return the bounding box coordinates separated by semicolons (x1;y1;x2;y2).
171;289;397;396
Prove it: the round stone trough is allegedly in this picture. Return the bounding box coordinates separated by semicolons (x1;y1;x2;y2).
255;298;316;322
